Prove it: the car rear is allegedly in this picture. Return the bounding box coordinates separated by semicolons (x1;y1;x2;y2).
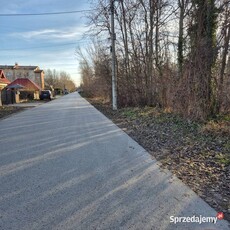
40;90;52;100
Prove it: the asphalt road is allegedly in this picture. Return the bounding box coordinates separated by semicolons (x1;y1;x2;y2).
0;93;229;230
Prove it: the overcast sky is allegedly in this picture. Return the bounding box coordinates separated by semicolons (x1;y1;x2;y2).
0;0;92;86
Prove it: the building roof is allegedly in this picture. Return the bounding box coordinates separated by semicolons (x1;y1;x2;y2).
0;69;11;85
0;63;41;72
34;69;44;73
6;84;24;89
7;78;41;91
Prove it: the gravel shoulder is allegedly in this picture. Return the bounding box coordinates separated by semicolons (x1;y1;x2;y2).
87;97;230;222
0;106;28;120
0;100;49;120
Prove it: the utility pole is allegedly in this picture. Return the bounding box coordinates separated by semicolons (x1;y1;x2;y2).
110;0;117;110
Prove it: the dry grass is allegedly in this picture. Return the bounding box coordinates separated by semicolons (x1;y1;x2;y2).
201;119;230;136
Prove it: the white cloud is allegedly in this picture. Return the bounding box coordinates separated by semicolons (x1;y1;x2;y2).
11;26;88;41
16;29;56;39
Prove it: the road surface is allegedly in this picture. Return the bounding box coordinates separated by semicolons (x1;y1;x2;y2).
0;93;229;230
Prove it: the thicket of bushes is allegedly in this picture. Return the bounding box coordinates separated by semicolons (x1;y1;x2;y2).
78;0;230;120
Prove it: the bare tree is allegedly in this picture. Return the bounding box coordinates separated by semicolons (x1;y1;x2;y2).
216;0;230;112
45;69;76;92
80;0;229;119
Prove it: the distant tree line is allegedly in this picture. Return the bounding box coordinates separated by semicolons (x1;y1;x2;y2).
45;69;76;92
78;0;230;120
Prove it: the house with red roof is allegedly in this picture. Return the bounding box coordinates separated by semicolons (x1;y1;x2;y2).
0;70;11;106
0;70;10;90
7;78;41;100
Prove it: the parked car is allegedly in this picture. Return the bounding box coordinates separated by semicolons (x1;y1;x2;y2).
39;90;52;100
63;89;69;95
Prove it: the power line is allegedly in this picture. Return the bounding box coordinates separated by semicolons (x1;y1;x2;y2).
0;9;93;17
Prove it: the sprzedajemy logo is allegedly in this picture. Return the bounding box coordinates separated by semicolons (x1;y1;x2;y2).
170;214;224;225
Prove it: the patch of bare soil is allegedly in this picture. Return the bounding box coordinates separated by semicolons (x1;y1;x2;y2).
88;97;230;222
0;106;26;120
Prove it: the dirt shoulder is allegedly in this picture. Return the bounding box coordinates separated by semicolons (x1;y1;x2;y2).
87;97;230;222
0;100;48;120
0;106;27;120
